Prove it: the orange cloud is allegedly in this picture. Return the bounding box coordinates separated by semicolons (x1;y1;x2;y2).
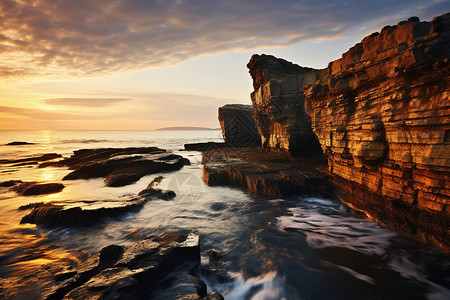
43;98;131;107
1;0;447;78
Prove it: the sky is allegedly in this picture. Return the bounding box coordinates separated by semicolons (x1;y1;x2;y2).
1;0;449;130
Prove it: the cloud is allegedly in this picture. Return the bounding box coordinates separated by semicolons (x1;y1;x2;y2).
0;106;101;120
43;98;131;107
0;0;447;77
0;92;234;126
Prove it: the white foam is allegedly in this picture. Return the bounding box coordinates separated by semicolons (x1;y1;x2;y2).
276;198;397;256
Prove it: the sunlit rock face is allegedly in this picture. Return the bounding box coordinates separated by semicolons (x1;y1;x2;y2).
305;14;450;214
218;104;261;147
247;13;450;247
247;54;323;156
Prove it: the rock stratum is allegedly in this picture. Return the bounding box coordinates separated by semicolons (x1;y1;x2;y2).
1;232;223;300
216;13;450;248
203;146;333;198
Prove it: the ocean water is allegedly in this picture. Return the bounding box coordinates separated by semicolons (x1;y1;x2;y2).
0;130;449;299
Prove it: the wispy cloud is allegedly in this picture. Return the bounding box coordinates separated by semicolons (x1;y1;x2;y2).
43;98;131;107
0;0;446;77
0;106;101;120
0;92;234;127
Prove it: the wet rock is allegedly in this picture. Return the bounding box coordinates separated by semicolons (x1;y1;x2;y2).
20;197;146;226
0;180;22;187
19;179;177;226
184;142;229;152
147;175;164;188
218;104;261;147
202;147;334;198
40;232;202;300
5;141;35;145
98;245;125;267
0;153;62;165
138;187;176;200
200;248;231;284
40;147;164;168
177;292;224;300
206;249;221;269
204;292;225;300
39;147;189;187
138;176;176;200
11;182;64;196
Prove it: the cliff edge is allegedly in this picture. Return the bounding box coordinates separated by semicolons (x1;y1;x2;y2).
242;13;450;248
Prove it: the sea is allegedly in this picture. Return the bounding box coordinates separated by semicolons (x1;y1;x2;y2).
0;130;449;299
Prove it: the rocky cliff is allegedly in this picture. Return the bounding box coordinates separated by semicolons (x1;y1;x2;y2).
247;55;322;156
245;13;450;247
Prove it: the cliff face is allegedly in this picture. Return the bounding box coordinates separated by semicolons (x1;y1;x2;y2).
247;55;322;156
218;104;261;147
246;13;450;247
304;14;450;214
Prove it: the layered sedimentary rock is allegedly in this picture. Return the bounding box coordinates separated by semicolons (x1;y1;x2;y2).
246;13;450;247
203;146;333;198
218;104;261;147
247;55;322;156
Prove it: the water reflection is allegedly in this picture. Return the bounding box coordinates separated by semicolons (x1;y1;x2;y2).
0;131;449;299
39;169;57;182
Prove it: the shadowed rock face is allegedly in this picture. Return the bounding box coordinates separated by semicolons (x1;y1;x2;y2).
245;13;450;248
184;142;229;152
247;54;322;156
218;104;261;147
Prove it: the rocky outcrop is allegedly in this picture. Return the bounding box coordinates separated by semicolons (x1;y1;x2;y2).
184;142;229;151
0;232;215;299
11;182;64;196
0;180;22;187
246;13;450;247
5;141;35;145
218;104;261;147
247;55;322;156
0;153;62;166
19;178;176;226
202;146;334;198
40;147;190;187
